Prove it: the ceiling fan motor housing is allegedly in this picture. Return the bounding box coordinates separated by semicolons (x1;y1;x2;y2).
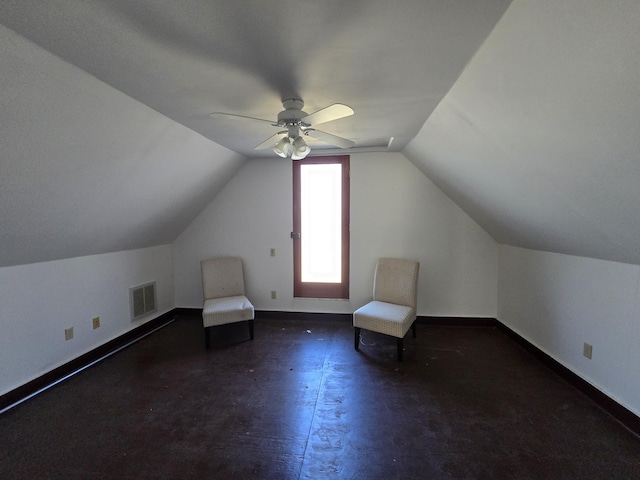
277;98;309;128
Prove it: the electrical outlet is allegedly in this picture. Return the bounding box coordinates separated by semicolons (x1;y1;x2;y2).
270;248;276;257
583;342;593;359
271;290;277;299
92;316;101;329
65;327;74;341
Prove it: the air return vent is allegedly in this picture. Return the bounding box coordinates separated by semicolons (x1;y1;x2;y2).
130;281;156;321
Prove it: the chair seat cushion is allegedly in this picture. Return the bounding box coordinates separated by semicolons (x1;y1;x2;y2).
202;295;254;328
353;300;415;338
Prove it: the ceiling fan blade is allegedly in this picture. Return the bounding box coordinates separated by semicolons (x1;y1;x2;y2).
254;132;287;150
302;104;354;126
209;112;276;126
305;129;355;149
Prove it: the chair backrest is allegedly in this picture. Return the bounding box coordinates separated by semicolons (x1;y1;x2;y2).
201;257;246;300
373;258;420;308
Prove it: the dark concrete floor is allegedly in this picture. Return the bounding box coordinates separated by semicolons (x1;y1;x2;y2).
1;314;639;479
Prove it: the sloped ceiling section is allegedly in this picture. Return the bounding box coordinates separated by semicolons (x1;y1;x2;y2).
0;0;512;158
404;0;640;265
0;25;245;267
0;0;514;269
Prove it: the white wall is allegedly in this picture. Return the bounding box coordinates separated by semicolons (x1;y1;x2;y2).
174;152;499;317
0;245;174;396
498;245;640;416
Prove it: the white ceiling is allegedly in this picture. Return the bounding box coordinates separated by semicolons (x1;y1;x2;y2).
2;0;640;268
0;0;512;157
405;0;640;265
0;21;246;267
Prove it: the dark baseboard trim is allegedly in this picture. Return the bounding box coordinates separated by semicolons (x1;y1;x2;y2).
0;311;176;414
256;310;352;322
4;308;638;437
497;322;640;437
417;316;499;327
173;308;351;321
178;309;499;326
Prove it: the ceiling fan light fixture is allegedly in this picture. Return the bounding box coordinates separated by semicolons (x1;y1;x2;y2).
291;136;310;160
213;98;353;158
273;137;292;158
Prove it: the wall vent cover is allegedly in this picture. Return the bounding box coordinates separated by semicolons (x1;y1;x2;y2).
130;281;157;321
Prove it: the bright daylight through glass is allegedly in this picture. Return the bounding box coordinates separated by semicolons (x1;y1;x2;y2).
300;163;342;283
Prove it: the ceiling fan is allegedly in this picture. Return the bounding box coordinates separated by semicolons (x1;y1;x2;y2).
210;98;355;159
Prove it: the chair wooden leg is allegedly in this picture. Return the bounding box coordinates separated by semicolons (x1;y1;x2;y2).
354;327;361;351
205;326;211;349
397;338;404;362
248;319;254;340
412;321;417;338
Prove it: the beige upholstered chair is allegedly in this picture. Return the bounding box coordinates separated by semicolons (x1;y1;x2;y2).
353;258;420;361
201;257;254;349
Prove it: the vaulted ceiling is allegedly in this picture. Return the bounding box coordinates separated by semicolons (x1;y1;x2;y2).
0;0;511;156
1;0;640;267
405;0;640;265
